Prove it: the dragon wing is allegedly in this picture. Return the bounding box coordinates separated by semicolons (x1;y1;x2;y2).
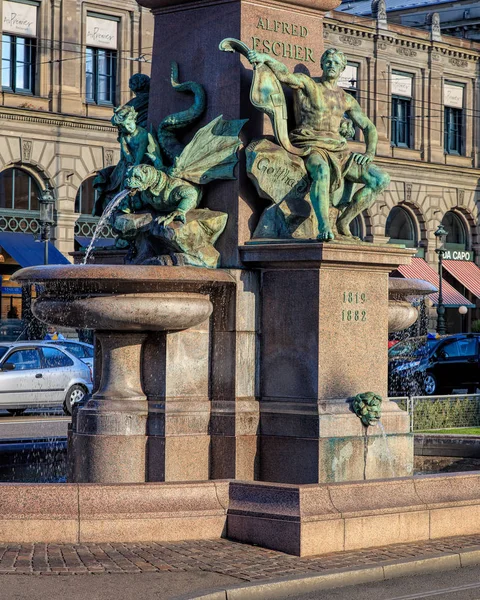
169;115;247;185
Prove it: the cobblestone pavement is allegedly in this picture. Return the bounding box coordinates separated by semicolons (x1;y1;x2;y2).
1;534;480;579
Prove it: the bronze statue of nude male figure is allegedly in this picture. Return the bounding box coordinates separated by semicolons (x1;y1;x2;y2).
246;47;390;241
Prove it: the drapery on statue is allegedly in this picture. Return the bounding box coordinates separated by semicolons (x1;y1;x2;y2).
94;62;246;268
220;39;390;241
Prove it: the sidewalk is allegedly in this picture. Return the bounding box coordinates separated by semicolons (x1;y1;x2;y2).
1;534;480;599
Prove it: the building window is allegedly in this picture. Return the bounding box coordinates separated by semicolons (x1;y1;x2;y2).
350;215;364;239
444;107;462;155
391;72;413;148
444;82;464;156
2;34;35;93
391;96;411;147
75;176;99;215
85;47;116;105
1;0;37;94
442;211;467;248
386;206;417;247
85;14;118;105
339;62;359;101
0;167;40;210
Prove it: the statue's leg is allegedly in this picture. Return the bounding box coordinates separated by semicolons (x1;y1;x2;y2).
305;153;334;241
336;164;390;237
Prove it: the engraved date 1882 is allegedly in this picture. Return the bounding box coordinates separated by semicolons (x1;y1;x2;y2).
342;291;367;322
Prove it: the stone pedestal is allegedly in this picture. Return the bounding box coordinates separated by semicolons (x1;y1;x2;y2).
13;264;235;484
241;241;416;484
136;0;340;268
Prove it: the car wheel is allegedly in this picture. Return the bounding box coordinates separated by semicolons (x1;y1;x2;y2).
64;384;87;415
423;373;438;395
7;409;26;416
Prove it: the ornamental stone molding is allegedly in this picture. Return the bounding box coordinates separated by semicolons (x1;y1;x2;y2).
396;47;417;57
105;149;115;166
449;57;468;68
339;34;362;46
21;139;33;162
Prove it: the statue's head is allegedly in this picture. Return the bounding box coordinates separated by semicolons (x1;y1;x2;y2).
112;105;138;134
125;164;166;194
320;48;347;81
352;392;383;427
129;73;150;95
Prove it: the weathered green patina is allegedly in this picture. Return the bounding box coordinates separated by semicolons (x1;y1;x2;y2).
220;39;390;242
97;62;246;268
93;104;150;216
352;392;383;427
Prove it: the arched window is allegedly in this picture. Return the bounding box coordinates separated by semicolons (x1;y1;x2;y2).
0;167;41;210
441;211;467;248
75;176;99;215
386;206;417;247
350;215;364;240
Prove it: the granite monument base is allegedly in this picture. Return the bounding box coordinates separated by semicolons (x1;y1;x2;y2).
241;241;415;483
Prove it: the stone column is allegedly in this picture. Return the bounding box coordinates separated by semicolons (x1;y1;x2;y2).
241;241;415;484
71;331;149;483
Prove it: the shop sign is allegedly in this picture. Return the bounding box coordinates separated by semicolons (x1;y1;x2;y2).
1;286;22;294
86;15;117;50
3;1;37;37
391;73;413;97
444;83;464;108
443;250;474;261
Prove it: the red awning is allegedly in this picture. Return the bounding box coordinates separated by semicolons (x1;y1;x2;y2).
396;257;474;308
443;260;480;301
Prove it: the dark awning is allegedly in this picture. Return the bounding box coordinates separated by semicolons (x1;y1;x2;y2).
74;236;115;249
0;232;70;267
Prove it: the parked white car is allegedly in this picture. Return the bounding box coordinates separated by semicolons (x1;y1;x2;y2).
0;342;93;416
45;340;94;371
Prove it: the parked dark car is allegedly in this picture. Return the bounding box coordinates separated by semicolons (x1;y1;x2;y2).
388;334;480;396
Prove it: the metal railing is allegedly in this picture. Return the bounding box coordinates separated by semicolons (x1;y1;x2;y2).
391;394;480;433
0;209;40;234
74;215;113;239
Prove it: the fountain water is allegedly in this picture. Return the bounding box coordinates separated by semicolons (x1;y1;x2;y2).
82;189;130;264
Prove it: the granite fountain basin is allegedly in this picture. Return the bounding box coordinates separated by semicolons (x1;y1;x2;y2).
11;264;231;331
388;277;437;333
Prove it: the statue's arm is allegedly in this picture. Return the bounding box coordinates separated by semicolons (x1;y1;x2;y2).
346;96;378;161
247;51;305;89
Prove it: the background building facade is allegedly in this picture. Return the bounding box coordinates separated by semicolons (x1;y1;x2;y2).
327;8;480;332
0;0;479;333
0;0;152;319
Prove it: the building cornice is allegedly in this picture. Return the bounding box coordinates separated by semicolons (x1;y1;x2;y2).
325;12;480;60
0;109;116;132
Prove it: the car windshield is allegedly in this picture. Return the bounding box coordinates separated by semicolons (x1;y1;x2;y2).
389;339;435;358
0;347;9;361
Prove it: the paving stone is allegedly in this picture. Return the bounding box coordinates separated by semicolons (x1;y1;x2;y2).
0;535;479;578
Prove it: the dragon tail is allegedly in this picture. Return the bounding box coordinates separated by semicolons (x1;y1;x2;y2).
157;61;207;163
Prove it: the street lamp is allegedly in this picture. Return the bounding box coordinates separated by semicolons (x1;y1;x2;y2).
39;185;55;265
434;223;448;335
